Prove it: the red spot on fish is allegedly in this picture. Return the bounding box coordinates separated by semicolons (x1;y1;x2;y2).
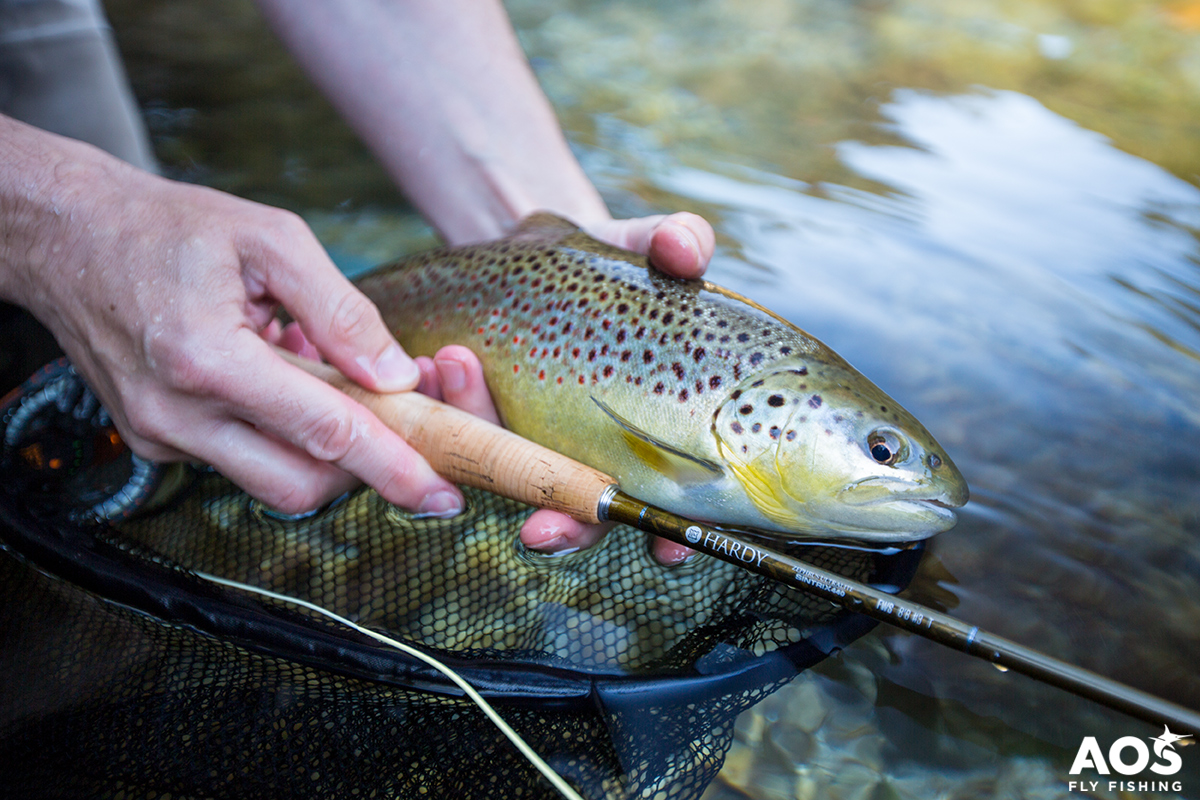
513;365;520;374
500;324;509;334
557;376;563;384
538;370;545;381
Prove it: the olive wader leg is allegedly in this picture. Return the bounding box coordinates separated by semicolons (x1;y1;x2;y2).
0;0;157;392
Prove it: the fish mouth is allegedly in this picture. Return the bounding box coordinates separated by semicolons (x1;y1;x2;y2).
838;477;967;509
822;479;966;538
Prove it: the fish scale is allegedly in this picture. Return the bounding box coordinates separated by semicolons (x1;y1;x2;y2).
358;214;968;541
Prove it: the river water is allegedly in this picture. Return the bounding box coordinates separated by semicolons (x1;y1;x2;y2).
106;1;1200;798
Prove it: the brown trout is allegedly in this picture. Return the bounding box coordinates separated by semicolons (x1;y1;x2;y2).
357;214;968;541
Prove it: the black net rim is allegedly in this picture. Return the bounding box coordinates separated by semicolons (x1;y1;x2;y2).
0;358;923;709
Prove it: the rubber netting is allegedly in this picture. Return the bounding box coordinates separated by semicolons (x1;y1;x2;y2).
0;360;921;799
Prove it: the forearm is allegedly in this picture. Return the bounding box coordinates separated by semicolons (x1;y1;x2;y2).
252;0;608;244
0;115;123;329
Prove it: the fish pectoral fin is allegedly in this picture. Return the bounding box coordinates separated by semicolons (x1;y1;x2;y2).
591;396;723;483
716;440;799;529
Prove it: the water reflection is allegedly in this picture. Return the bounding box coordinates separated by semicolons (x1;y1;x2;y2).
641;88;1200;797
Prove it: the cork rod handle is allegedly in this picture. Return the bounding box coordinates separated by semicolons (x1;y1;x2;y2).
280;351;615;524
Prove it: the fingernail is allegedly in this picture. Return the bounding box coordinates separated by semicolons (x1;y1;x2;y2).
670;222;701;265
658;542;697;565
434;357;466;394
372;344;420;390
415;489;463;519
528;535;566;552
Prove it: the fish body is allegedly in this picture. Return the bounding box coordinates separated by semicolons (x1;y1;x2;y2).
358;214;967;541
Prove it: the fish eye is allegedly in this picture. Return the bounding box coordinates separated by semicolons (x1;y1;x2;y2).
867;430;905;466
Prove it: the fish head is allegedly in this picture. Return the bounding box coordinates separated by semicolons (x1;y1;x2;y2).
712;362;967;541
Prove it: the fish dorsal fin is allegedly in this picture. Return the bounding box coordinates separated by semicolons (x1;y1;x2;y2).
590;396;723;483
513;212;582;235
701;280;805;334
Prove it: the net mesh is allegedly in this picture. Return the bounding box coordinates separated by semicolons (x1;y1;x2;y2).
0;360;919;799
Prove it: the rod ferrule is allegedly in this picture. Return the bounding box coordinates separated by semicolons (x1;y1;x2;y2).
596;484;620;522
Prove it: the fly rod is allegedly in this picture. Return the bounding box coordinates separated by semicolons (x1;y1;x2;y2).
289;352;1200;734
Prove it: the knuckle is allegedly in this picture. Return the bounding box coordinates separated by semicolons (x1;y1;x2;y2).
157;338;222;396
373;461;422;506
258;480;324;517
300;408;356;463
120;393;173;445
328;290;383;343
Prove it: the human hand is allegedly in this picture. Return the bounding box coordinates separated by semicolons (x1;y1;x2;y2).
415;212;715;565
5;129;462;520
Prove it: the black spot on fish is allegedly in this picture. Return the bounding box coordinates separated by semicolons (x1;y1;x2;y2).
663;312;674;324
705;332;715;342
791;367;808;376
617;329;627;343
751;379;764;388
617;303;630;314
693;347;706;363
730;421;745;436
769;426;780;439
672;363;685;380
751;423;762;433
780;346;792;355
737;332;749;343
621;350;632;362
709;375;722;390
643;350;654;364
768;394;785;407
809;395;823;409
718;320;728;328
786;430;796;441
678;388;689;402
739;404;753;415
603;365;614;378
654;382;665;395
649;309;659;320
731;390;742;400
750;352;764;366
